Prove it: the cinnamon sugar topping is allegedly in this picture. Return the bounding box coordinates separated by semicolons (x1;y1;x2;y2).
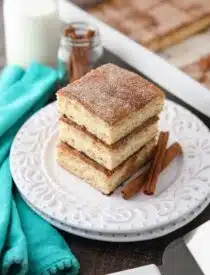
58;64;164;125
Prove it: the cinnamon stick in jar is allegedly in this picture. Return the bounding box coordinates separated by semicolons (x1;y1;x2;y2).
58;23;102;86
64;25;95;82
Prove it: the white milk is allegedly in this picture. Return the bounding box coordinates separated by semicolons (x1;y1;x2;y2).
3;0;61;67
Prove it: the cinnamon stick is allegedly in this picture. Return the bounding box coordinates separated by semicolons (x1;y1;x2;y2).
162;142;182;169
86;29;95;39
64;26;77;39
70;28;95;82
71;46;89;81
122;166;149;200
122;142;182;200
144;131;169;195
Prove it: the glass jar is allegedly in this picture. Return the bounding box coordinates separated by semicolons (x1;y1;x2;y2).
57;22;103;86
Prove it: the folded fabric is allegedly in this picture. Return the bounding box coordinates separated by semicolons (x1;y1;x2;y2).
0;63;57;136
0;159;13;255
0;77;56;166
1;197;28;275
0;65;24;92
15;192;79;275
0;64;80;275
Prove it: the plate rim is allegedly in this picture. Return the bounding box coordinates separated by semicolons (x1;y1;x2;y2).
10;99;210;234
19;189;210;242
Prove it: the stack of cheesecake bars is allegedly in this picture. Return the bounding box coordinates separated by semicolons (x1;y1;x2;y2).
56;64;165;195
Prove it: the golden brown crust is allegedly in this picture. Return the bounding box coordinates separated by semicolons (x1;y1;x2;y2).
60;115;159;150
57;64;165;125
57;139;155;176
147;15;210;51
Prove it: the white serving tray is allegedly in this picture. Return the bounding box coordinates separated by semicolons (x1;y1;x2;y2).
160;29;210;68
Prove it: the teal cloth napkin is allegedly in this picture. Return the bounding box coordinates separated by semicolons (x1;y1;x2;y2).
0;64;80;275
0;65;24;92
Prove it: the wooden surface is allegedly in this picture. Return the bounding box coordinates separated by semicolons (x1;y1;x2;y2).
1;1;210;274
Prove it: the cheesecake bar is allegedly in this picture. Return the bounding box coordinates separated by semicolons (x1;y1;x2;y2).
57;64;164;145
59;115;158;170
57;139;156;195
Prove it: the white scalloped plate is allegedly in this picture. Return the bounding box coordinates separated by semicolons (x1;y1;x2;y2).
10;100;210;234
20;190;210;242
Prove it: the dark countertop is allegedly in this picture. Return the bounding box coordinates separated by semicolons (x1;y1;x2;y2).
1;1;210;274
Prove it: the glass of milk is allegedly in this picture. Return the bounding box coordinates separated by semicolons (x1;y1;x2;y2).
3;0;62;67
